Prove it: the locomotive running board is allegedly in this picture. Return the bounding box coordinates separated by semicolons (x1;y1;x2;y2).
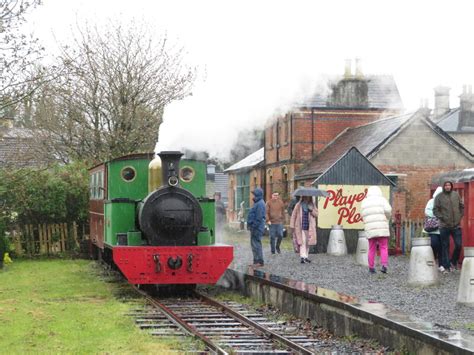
113;245;233;284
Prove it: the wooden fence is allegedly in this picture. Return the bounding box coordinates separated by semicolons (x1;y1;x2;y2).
10;222;83;256
396;219;424;254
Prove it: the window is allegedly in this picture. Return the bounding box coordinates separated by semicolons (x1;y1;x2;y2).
121;166;136;182
180;166;195;182
267;169;273;195
235;174;250;214
268;125;273;148
282;166;289;197
89;174;95;199
90;170;105;199
97;171;104;199
284;116;290;143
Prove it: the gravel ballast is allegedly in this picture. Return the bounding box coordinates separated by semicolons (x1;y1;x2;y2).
230;238;474;337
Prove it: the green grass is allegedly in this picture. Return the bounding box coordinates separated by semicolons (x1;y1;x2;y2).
0;259;182;354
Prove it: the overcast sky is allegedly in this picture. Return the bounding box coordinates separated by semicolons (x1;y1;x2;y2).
28;0;474;159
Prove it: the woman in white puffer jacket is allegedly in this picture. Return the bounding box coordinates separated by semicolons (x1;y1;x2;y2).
361;186;392;274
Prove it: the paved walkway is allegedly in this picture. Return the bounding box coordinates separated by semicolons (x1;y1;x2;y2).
226;233;474;338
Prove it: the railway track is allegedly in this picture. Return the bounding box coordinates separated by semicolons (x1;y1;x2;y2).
131;286;319;354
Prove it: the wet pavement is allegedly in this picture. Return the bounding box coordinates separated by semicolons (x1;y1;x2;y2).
227;239;474;353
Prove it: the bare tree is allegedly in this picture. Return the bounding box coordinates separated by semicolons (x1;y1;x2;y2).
0;0;44;112
31;21;196;163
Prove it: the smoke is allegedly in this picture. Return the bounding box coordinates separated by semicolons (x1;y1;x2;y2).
27;0;474;163
156;71;331;160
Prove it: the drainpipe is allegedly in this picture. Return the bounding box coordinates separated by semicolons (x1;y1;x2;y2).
311;108;314;157
290;113;293;160
262;126;267;199
276;119;280;162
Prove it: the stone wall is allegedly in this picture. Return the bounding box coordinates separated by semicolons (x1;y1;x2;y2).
371;117;472;219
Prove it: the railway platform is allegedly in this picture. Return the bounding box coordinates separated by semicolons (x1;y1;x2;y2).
223;241;474;354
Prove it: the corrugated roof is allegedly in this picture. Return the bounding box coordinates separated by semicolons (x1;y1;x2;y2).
313;147;395;186
294;112;414;180
298;75;404;109
224;148;264;172
214;172;228;196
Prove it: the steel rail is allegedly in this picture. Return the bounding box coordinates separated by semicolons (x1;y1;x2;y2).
195;291;314;355
132;286;228;355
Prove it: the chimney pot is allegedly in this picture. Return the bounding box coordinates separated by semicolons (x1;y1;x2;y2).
344;59;352;78
433;86;450;120
459;84;474;130
355;58;363;78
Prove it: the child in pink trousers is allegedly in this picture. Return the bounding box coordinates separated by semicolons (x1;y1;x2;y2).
360;186;392;274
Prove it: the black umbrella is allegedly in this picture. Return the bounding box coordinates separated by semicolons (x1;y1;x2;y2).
292;187;329;198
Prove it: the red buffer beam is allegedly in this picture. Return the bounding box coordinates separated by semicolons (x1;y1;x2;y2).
113;245;233;284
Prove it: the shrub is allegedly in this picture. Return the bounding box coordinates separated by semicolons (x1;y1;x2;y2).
0;162;89;229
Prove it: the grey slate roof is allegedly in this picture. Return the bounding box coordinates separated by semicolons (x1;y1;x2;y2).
294;112;414;180
297;75;404;109
436;108;460;132
224;148;264;173
0;127;41;168
432;168;474;184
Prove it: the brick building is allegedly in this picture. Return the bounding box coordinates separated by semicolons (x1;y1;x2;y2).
264;60;403;202
295;110;474;219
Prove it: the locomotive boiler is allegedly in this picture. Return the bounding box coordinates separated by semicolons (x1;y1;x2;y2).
89;151;233;285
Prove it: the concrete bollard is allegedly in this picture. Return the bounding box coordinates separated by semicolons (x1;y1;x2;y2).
355;231;369;266
408;237;438;287
327;225;347;256
457;247;474;306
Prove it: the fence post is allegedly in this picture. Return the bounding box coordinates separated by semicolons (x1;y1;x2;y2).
47;224;52;253
42;224;49;255
54;224;60;253
395;211;402;255
73;222;79;248
13;229;22;255
61;223;66;252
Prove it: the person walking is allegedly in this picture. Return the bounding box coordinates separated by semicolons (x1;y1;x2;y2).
360;186;392;274
290;196;318;264
433;181;464;271
266;192;285;254
424;187;443;271
247;187;266;267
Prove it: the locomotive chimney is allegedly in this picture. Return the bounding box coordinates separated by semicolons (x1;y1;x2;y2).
157;151;183;187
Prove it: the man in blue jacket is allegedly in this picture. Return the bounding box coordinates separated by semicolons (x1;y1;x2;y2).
247;187;266;267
